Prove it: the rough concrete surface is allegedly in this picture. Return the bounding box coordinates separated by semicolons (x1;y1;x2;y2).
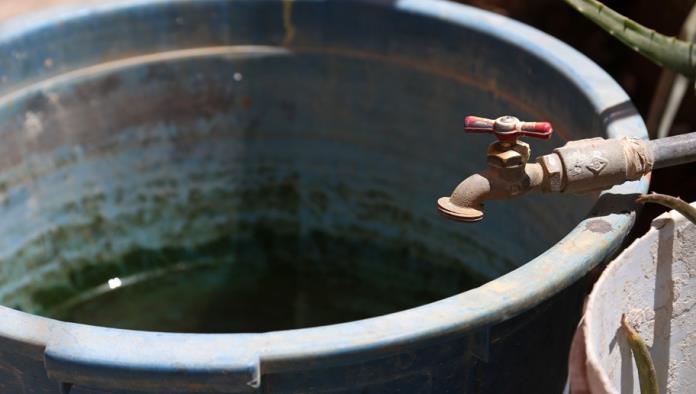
577;203;696;394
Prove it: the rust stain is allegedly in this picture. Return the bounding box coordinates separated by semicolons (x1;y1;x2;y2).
585;219;612;234
290;46;572;141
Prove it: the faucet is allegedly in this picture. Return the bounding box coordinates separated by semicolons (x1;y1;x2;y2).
437;115;696;222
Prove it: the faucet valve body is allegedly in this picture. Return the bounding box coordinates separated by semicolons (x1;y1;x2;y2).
467;115;551;171
437;116;554;222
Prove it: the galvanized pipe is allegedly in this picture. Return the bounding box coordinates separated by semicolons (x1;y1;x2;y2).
649;131;696;169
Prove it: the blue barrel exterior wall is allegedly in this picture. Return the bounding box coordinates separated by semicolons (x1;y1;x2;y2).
0;1;648;393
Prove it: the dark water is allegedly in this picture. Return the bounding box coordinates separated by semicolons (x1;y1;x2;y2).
37;229;487;333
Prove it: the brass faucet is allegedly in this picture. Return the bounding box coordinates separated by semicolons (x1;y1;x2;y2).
437;115;664;222
437;116;552;222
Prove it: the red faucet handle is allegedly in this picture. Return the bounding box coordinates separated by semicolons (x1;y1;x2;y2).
519;121;553;140
464;115;553;142
463;116;496;132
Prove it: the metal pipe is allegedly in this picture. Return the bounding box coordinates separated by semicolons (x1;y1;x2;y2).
649;131;696;169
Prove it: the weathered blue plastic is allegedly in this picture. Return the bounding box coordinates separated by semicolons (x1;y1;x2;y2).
0;0;648;393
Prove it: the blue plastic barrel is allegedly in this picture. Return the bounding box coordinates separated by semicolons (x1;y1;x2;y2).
0;1;648;393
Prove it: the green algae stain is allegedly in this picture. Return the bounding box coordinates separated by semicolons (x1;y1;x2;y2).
25;224;488;333
2;169;496;333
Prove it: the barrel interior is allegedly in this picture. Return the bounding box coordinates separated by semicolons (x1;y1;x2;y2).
0;2;596;333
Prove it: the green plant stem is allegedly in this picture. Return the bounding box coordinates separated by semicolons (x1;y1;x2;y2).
636;193;696;225
562;0;696;79
620;314;659;394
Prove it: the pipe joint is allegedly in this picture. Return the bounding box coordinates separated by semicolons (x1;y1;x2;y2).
548;137;653;193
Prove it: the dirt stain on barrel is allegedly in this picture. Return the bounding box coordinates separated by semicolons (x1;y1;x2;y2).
585;219;612;234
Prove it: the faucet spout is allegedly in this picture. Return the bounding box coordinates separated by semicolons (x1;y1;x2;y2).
437;163;544;222
437;171;491;222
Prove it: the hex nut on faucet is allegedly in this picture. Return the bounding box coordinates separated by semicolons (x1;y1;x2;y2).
487;141;530;168
537;153;564;192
